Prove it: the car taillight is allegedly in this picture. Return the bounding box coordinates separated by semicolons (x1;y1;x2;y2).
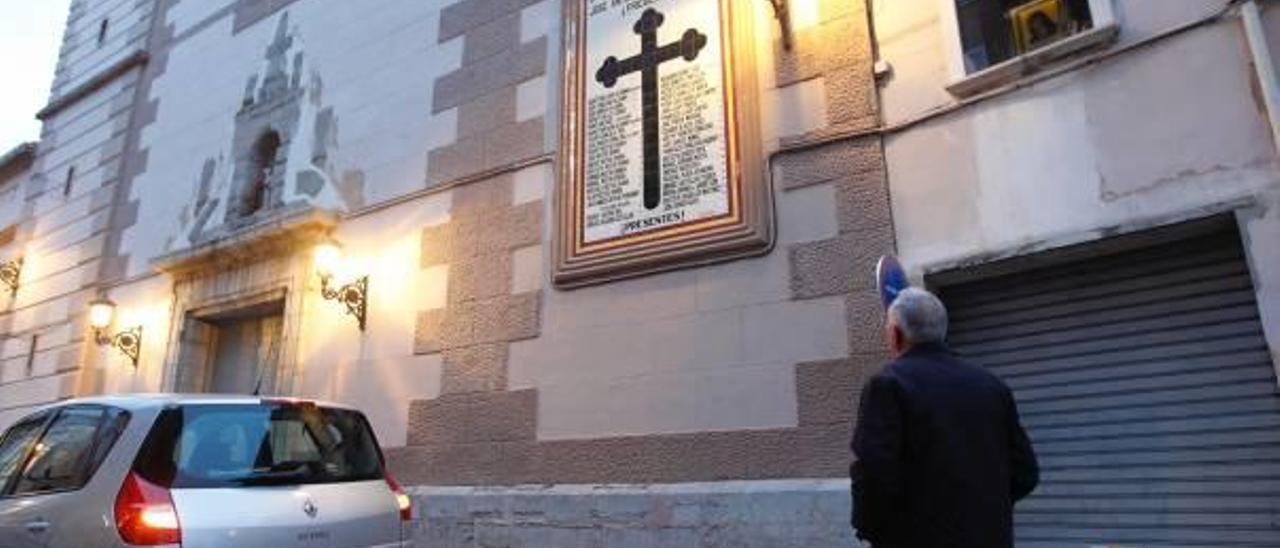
115;471;181;545
385;471;413;521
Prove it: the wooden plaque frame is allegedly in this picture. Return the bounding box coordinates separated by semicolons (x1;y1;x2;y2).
553;0;772;288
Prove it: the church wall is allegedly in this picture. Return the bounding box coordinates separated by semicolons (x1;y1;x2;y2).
293;182;453;446
0;0;155;432
117;0;463;279
51;0;152;99
380;0;884;543
5;0;1280;544
85;273;172;395
8;0;888;544
391;0;885;465
0;149;35;429
0;171;25;228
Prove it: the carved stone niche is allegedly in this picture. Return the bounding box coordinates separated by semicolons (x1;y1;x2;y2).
152;206;336;395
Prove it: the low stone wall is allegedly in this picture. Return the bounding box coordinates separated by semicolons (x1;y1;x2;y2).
406;479;855;547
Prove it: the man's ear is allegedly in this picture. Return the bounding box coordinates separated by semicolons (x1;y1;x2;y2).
884;321;904;357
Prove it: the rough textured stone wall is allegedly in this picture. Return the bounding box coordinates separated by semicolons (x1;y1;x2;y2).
777;0;894;434
386;5;891;546
408;480;855;547
391;0;889;487
425;0;550;186
412;172;546;455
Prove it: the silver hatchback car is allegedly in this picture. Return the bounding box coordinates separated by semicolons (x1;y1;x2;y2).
0;395;412;548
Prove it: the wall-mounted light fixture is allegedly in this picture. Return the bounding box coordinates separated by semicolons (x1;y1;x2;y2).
313;242;368;331
767;0;794;51
0;257;22;297
88;298;141;367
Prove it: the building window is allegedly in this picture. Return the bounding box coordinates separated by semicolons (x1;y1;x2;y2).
955;0;1094;73
97;18;109;47
25;334;37;377
243;131;280;217
63;166;75;197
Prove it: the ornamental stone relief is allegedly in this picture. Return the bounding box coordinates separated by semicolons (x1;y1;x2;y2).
169;13;364;253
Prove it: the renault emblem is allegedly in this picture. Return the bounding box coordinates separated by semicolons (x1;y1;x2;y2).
303;499;318;519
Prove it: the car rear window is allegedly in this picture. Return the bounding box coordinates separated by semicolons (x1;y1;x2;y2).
133;403;383;489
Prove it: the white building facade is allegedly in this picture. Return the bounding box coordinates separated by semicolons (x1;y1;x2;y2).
1;0;885;544
0;0;1277;545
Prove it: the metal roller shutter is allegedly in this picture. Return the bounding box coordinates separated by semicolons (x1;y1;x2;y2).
938;225;1280;548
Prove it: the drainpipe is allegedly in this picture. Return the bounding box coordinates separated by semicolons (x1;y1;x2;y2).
1242;0;1280;157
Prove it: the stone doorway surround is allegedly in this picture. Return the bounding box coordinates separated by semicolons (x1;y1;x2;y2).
152;207;336;396
174;292;286;394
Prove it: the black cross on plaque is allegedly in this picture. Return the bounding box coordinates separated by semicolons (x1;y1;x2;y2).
596;8;707;210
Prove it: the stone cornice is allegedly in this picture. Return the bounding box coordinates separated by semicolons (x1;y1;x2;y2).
0;143;37;182
151;206;337;277
37;50;150;121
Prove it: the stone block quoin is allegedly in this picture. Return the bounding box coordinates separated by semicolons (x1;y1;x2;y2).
394;0;892;488
773;0;893;479
415;169;545;406
426;0;549;186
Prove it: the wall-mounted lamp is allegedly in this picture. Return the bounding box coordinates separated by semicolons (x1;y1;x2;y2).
0;257;22;297
313;242;368;331
767;0;793;51
88;298;141;367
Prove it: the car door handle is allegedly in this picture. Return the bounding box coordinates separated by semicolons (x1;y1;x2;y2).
24;519;50;534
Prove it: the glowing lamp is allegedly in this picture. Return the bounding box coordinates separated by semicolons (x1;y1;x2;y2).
313;242;342;277
139;506;180;529
88;298;142;367
89;298;115;329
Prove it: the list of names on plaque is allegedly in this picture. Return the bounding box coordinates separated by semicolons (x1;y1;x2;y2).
659;66;720;212
585;88;640;230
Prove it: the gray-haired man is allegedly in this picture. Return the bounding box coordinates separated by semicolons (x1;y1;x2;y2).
851;288;1039;548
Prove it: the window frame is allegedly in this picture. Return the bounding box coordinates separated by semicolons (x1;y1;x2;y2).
939;0;1118;96
0;405;131;499
134;403;386;490
97;18;110;47
63;165;75;198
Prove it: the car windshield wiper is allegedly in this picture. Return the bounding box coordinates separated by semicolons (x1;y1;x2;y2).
235;461;320;486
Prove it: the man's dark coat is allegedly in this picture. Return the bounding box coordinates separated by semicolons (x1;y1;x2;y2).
851;343;1039;548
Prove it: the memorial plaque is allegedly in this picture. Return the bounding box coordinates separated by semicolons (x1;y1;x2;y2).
554;0;771;287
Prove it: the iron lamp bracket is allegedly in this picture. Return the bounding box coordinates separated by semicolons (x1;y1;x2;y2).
768;0;793;51
0;258;22;298
96;326;142;368
320;274;368;331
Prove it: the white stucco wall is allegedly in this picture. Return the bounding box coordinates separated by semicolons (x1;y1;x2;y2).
50;0;153;99
120;0;461;279
509;175;847;440
0;181;24;232
876;0;1280;370
502;1;857;441
292;190;452;447
92;274;174;395
81;0;861;449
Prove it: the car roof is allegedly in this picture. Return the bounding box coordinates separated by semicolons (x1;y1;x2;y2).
46;393;359;413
